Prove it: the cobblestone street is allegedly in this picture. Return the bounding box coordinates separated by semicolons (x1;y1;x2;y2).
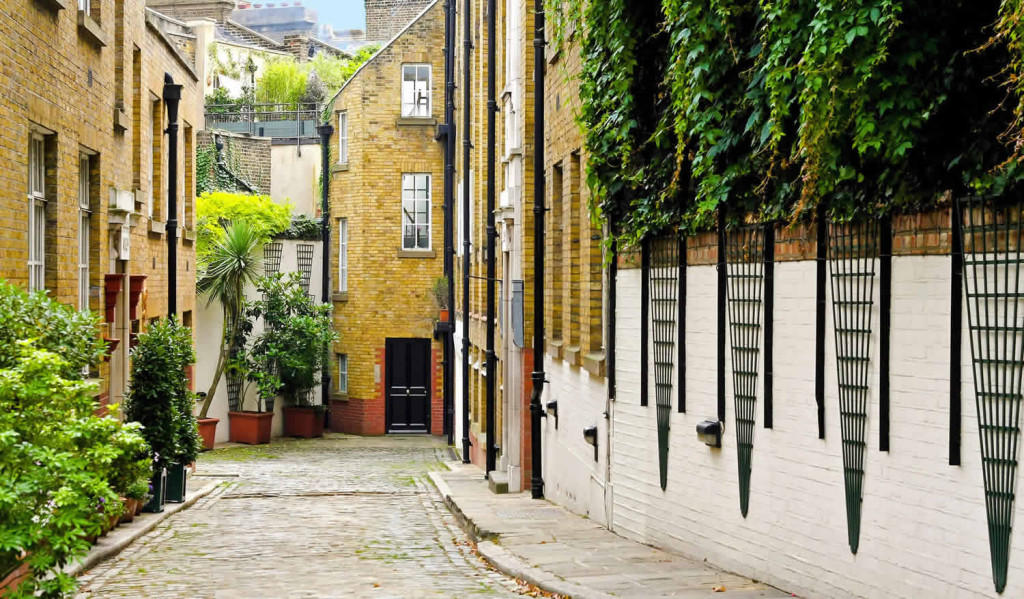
75;436;540;598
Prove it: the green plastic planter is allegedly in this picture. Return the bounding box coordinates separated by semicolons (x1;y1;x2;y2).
165;463;187;503
143;468;167;513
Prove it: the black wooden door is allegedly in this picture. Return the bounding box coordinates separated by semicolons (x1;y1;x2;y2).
385;338;431;433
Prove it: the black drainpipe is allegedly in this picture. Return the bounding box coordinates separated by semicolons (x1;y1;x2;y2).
442;0;457;446
163;74;182;319
529;0;546;500
485;0;498;476
318;123;334;409
461;0;473;463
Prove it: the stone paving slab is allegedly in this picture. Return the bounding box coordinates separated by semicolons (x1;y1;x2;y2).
74;435;551;598
432;462;792;599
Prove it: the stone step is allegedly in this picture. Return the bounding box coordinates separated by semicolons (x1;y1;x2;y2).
487;471;509;495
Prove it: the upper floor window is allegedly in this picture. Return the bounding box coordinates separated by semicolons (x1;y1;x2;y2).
402;174;431;250
28;134;46;292
401;65;431;118
338;111;349;164
78;153;93;311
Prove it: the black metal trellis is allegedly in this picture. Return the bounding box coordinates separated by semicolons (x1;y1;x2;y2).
951;202;964;467
958;197;1024;594
828;219;878;555
297;243;315;293
678;237;687;413
225;312;242;413
763;223;774;429
726;226;765;517
264;242;283;277
641;239;650;407
651;237;680;491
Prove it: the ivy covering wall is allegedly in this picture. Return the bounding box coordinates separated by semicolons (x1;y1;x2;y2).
552;1;1024;245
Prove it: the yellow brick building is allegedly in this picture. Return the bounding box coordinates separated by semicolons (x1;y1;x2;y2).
450;0;605;491
0;0;201;404
324;1;447;435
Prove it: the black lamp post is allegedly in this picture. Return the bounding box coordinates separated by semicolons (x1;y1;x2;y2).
163;74;182;319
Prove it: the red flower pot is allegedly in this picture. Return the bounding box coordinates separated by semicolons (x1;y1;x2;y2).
439;308;450;322
197;417;220;451
283;406;324;438
228;411;273;445
120;498;138;524
128;275;147;320
103;274;125;323
0;560;31;598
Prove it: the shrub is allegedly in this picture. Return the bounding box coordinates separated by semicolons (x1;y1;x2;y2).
196;192;292;265
124;318;200;471
0;281;144;598
239;273;337;407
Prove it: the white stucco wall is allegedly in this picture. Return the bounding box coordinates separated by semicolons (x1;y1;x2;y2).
195;239;325;442
271;144;321;215
592;256;1024;598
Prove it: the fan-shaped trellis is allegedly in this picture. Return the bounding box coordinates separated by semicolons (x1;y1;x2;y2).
828;220;878;555
297;243;315;295
958;197;1024;594
264;242;283;276
650;237;679;491
725;227;765;517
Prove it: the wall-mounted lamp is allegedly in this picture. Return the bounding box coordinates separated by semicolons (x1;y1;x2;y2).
583;425;598;462
697;420;722;448
545;400;558;429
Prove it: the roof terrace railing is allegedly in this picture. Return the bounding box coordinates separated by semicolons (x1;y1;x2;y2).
205;102;322;140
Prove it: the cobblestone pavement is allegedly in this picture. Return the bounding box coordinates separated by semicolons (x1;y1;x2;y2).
75;435;545;598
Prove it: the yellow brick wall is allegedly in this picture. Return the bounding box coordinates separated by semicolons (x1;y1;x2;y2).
328;1;446;433
0;1;200;399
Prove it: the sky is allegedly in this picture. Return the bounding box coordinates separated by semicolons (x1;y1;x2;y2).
303;0;366;32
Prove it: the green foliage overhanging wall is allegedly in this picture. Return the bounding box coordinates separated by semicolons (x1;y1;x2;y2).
552;0;1024;245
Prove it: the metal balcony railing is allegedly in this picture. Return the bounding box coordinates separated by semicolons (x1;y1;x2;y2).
204;102;322;139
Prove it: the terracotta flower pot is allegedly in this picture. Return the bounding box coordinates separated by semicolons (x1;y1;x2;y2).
283;406;324;438
128;275;147;320
439;308;450;322
120;498;138;524
103;274;125;324
228;411;274;445
0;560;31;598
197;418;219;451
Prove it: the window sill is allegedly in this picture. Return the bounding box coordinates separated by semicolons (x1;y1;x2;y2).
331;163;350;173
330;393;349;403
35;0;69;12
332;292;349;303
148;220;165;235
396;117;437;127
77;11;109;47
398;249;436;259
583;351;606;378
183;229;196;244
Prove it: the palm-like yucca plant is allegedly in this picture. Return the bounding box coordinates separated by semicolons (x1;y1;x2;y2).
196;220;264;419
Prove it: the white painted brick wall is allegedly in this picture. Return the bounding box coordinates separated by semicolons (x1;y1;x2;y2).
589;255;1024;598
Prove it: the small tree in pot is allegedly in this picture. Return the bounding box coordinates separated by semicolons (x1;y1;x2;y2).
241;273;337;438
125;318;200;509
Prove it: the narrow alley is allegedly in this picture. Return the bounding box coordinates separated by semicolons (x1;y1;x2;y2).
74;437;539;598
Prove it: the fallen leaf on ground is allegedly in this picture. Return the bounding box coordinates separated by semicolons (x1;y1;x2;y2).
713;586;726;592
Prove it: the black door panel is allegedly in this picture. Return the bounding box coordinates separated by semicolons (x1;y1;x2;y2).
386;338;431;433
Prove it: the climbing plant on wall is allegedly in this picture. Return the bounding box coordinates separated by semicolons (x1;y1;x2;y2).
551;0;1023;242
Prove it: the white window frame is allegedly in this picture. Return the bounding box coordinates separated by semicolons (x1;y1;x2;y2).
78;0;89;14
78;153;92;311
338;218;348;292
401;173;432;251
28;134;46;293
337;111;348;164
337;354;348;394
455;170;473;255
401;64;431;118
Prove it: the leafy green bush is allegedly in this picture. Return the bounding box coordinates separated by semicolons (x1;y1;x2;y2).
0;281;145;598
256;59;308;107
124;318;200;471
275;214;323;241
238;273;337;408
196;192;292;265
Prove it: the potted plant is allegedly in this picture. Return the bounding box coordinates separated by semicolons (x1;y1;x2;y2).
244;273;337;439
431;276;450;322
195;220;265;448
125;318;196;510
106;421;152;524
227;357;277;444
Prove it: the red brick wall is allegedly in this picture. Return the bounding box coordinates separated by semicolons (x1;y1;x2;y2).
520;349;534;490
329;346;387;435
431;345;443;436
